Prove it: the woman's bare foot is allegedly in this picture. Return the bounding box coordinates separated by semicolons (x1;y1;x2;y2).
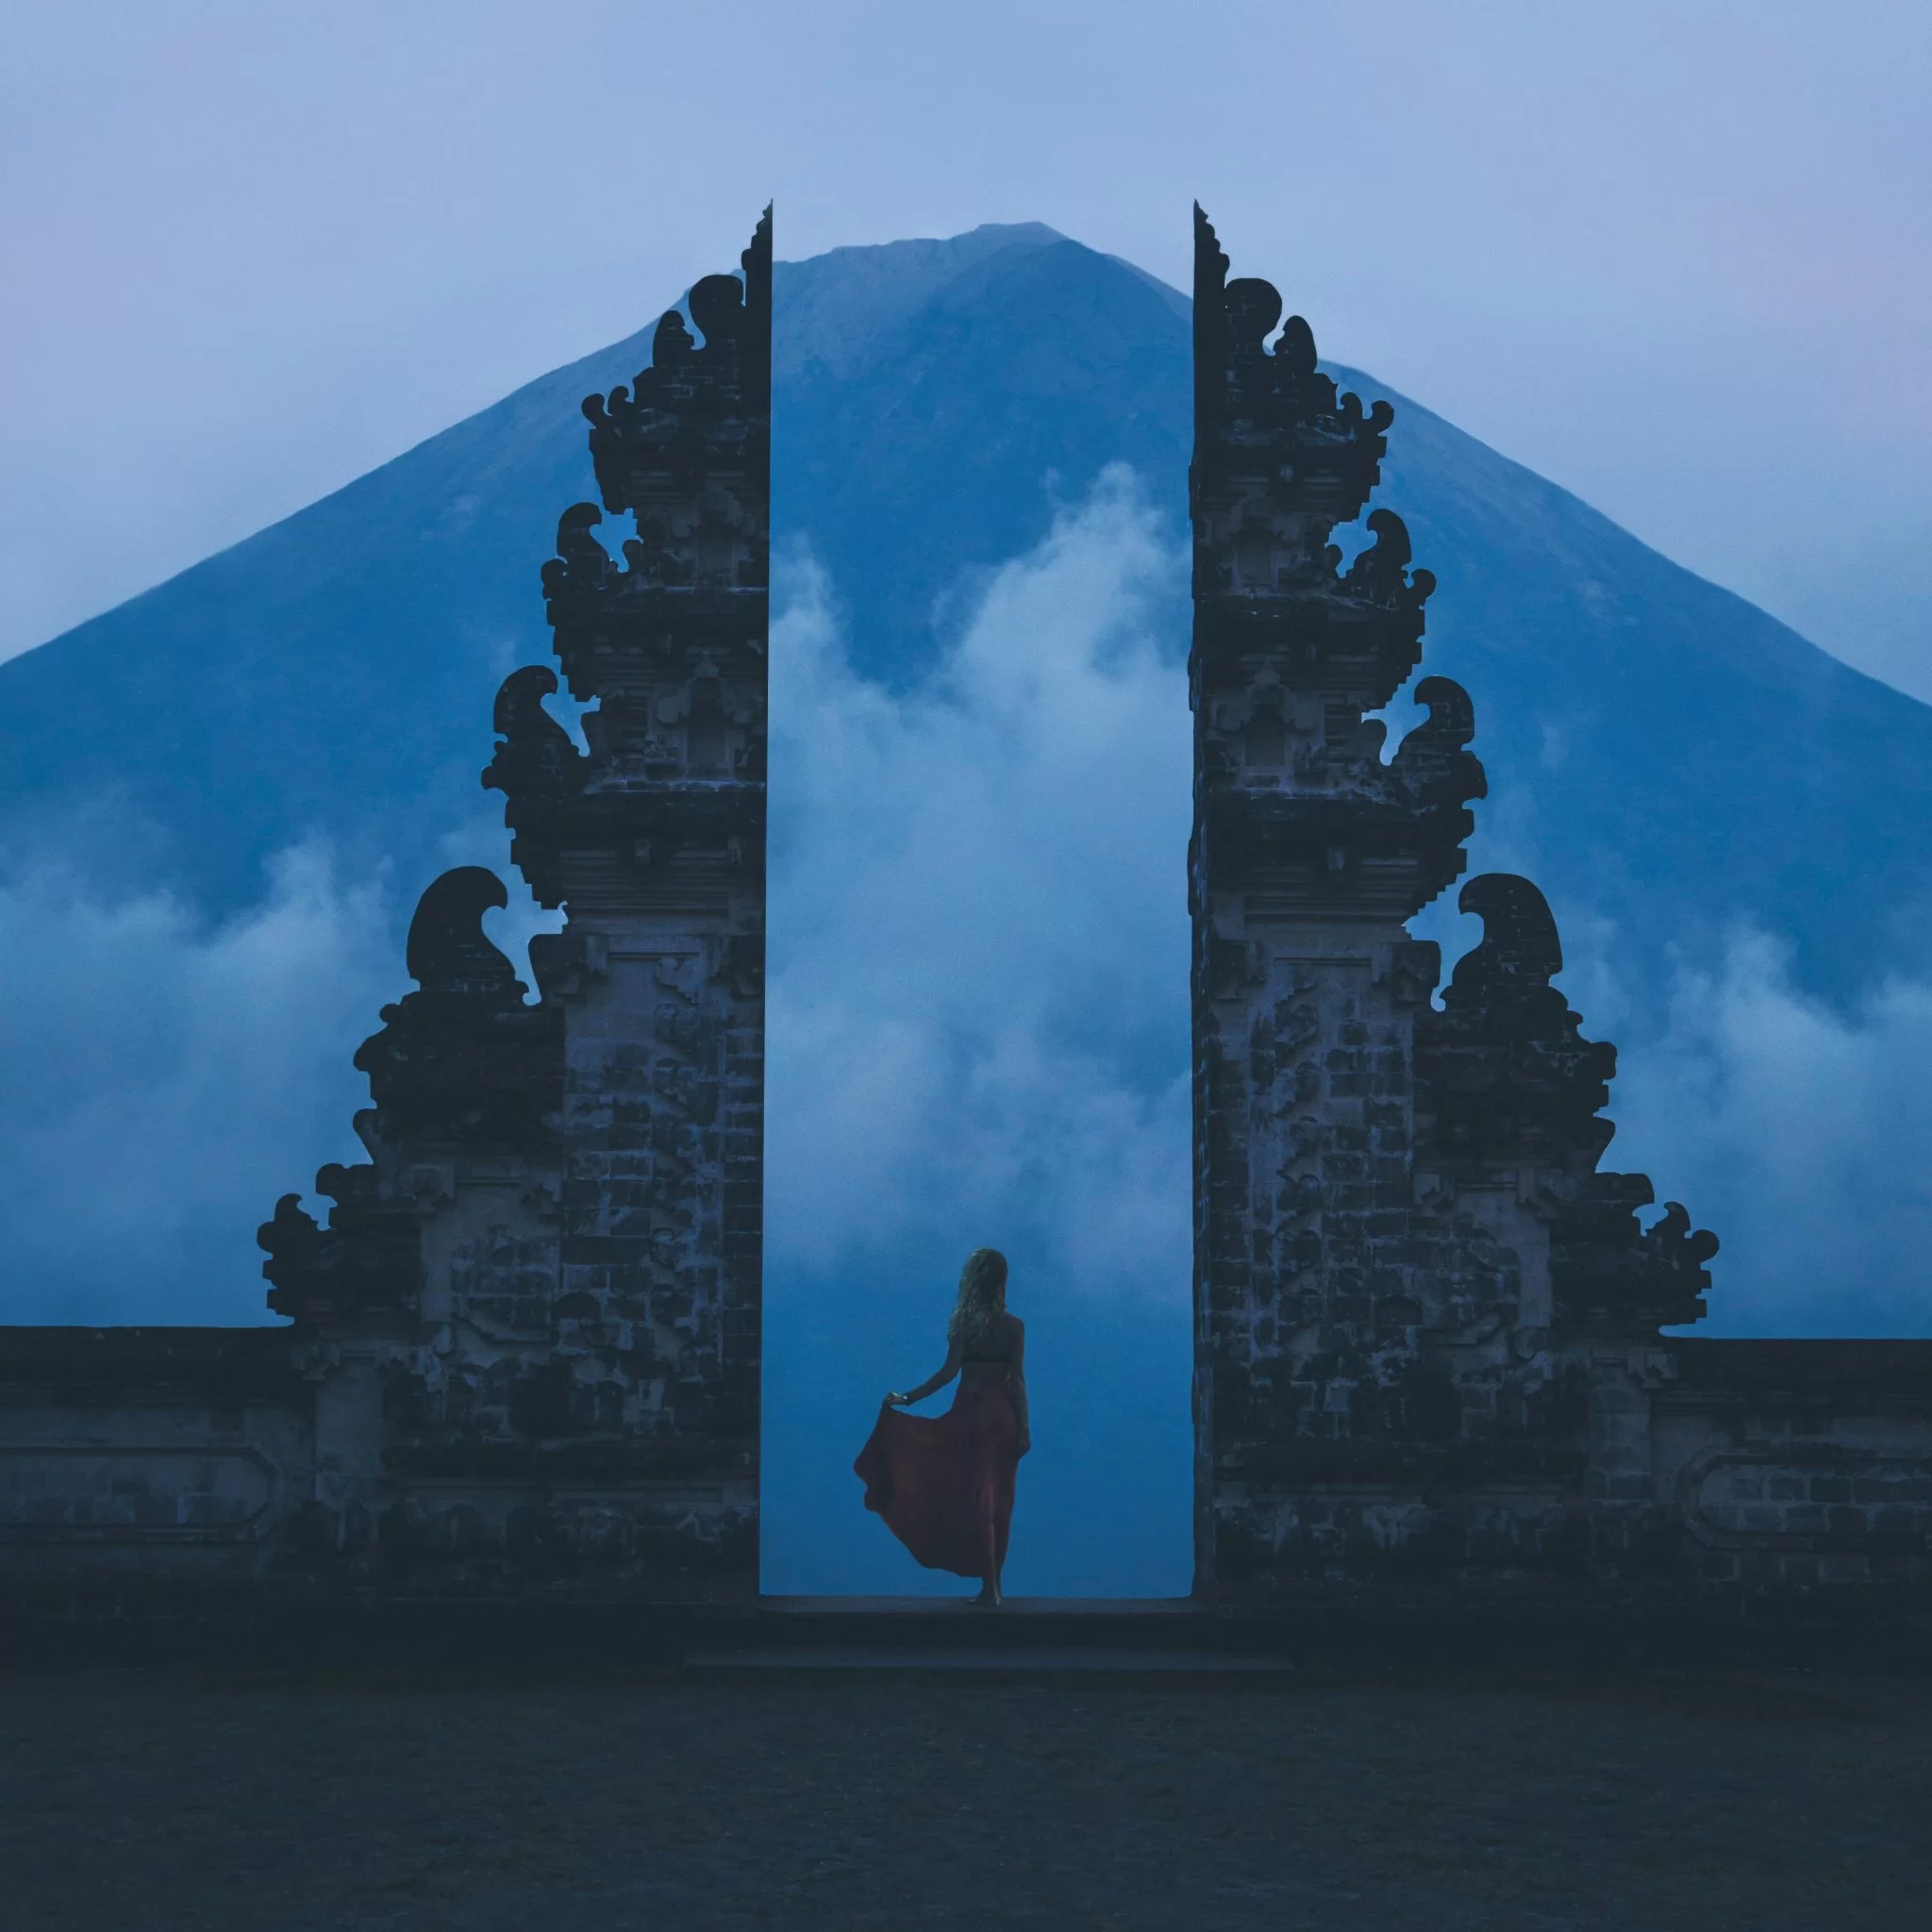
974;1584;1002;1607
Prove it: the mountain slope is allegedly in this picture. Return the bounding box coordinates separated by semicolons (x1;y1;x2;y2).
1;222;1921;1019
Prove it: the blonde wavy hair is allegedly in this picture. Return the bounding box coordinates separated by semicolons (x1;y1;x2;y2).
946;1247;1009;1351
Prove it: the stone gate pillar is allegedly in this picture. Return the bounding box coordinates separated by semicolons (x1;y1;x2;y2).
1188;209;1721;1606
491;210;773;1590
262;216;772;1597
1188;207;1484;1593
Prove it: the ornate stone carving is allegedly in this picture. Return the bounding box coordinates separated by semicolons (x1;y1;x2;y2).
1414;873;1717;1338
258;868;561;1333
258;1177;418;1330
354;866;563;1150
522;213;770;1505
255;216;768;1591
1191;213;1481;931
1191;209;1717;1597
482;666;587;908
1417;874;1617;1174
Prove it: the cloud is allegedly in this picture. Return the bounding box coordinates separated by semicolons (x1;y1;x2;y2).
1607;929;1932;1338
765;463;1193;1299
0;847;396;1324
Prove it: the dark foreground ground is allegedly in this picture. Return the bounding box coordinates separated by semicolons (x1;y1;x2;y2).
1;1658;1926;1930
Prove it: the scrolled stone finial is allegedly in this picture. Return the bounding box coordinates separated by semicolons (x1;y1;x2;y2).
404;867;520;996
1274;312;1318;380
1446;874;1566;1011
1224;276;1284;353
491;662;559;738
1392;675;1488;829
1343;507;1417;591
258;1192;323;1267
1410;675;1477;749
483;663;583;809
555;502;608;564
688;273;746;350
1644;1200;1721;1275
651;308;696;368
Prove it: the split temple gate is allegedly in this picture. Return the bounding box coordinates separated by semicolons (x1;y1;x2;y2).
4;208;1932;1636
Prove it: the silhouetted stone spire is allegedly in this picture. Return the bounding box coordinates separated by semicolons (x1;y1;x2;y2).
258;210;770;1592
1191;208;1716;1600
1189;207;1478;924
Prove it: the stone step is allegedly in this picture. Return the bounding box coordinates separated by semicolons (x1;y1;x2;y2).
688;1641;1291;1674
741;1594;1234;1656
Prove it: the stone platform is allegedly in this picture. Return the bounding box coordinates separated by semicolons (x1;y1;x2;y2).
9;1584;1925;1674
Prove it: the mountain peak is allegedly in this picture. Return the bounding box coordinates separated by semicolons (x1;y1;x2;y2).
773;221;1069;380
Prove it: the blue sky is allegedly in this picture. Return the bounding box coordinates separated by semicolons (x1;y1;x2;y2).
3;0;1929;692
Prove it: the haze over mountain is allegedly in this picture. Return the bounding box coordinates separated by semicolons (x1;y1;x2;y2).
3;221;1928;1593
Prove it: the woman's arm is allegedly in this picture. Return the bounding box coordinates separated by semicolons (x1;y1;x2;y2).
1008;1319;1030;1456
887;1334;962;1407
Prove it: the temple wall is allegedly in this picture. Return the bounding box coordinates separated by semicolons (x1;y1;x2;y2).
0;1329;311;1595
1656;1341;1932;1600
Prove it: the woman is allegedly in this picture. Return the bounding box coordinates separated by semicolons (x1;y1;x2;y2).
853;1247;1030;1606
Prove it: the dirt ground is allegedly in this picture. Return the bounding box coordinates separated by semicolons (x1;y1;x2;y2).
0;1658;1926;1930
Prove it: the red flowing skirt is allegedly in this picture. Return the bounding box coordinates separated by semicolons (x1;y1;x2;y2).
853;1376;1020;1579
